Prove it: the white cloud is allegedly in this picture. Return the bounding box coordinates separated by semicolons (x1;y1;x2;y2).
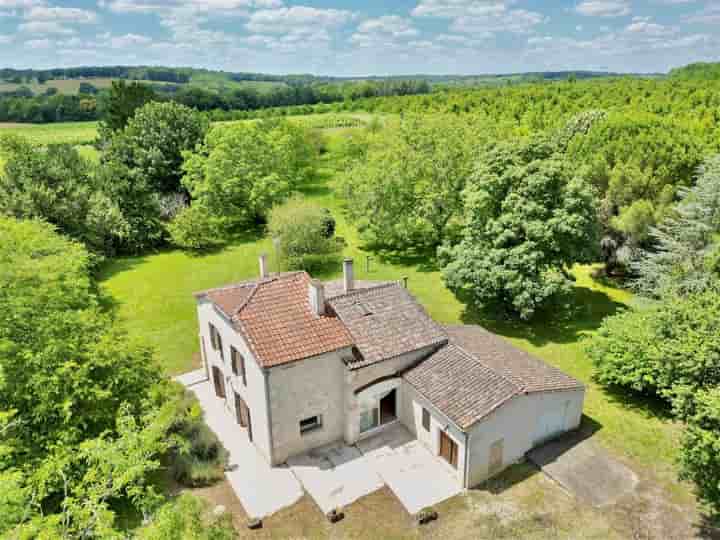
625;20;673;36
575;1;631;17
356;16;418;38
451;8;545;34
102;0;281;14
24;37;51;48
0;33;12;43
106;32;153;48
412;0;544;35
246;6;353;34
412;0;512;19
25;6;98;23
0;0;43;7
19;20;75;34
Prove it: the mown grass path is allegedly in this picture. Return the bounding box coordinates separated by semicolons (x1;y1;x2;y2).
99;128;695;520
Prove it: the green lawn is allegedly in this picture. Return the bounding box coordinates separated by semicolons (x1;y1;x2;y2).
99;127;692;515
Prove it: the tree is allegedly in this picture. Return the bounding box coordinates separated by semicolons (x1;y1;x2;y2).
441;138;600;319
0;135;126;254
103;101;209;195
567;112;705;245
678;388;720;514
98;80;156;136
632;155;720;297
587;283;720;404
171;120;315;249
339;115;483;251
267;196;342;271
0;217;160;458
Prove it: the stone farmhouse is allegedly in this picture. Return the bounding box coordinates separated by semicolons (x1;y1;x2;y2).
194;256;585;488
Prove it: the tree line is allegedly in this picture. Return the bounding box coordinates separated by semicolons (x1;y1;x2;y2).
0;77;432;123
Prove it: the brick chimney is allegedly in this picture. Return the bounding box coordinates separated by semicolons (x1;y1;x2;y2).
259;253;268;278
308;279;325;316
343;258;354;294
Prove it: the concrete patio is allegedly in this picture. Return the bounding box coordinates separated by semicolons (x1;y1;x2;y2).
180;371;304;519
357;423;462;514
179;370;462;518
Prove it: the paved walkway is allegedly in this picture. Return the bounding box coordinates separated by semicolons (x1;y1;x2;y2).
183;377;304;519
527;432;638;507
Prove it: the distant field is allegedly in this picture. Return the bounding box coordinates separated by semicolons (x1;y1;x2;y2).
0;78;158;95
0;121;98;144
0;76;287;96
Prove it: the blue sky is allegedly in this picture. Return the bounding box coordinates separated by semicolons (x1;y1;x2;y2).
0;0;718;75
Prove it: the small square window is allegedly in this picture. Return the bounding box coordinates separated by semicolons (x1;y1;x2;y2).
422;408;430;432
300;415;323;435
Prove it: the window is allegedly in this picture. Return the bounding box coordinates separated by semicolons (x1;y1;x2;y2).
208;323;224;360
422;408;430;432
231;346;246;385
299;415;323;435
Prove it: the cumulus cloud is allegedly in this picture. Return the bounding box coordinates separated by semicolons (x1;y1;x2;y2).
575;1;631;17
356;16;418;38
246;6;353;34
102;0;282;14
25;6;98;23
412;0;544;35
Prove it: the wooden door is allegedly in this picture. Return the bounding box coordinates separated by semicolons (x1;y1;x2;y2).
489;439;504;475
439;431;458;468
212;366;225;398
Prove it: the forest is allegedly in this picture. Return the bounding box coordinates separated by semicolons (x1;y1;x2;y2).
1;63;720;537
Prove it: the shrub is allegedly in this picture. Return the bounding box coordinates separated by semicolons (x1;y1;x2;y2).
167;205;226;251
137;493;236;539
268;196;343;271
165;386;228;487
587;283;720;403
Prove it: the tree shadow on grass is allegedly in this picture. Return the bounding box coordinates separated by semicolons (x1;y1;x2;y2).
96;228;266;282
599;385;674;422
357;242;440;273
457;279;628;348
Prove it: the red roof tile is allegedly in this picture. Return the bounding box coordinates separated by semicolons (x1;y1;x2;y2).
198;273;353;368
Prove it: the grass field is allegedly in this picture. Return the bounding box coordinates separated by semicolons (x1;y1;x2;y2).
0;121;98;145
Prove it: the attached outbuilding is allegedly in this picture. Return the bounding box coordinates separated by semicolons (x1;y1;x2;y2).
401;325;585;488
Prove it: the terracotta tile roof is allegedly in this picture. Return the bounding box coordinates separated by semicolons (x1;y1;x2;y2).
327;283;448;369
196;273;353;368
444;325;584;394
403;344;520;430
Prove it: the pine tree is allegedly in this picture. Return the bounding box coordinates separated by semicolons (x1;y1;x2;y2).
632;155;720;297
